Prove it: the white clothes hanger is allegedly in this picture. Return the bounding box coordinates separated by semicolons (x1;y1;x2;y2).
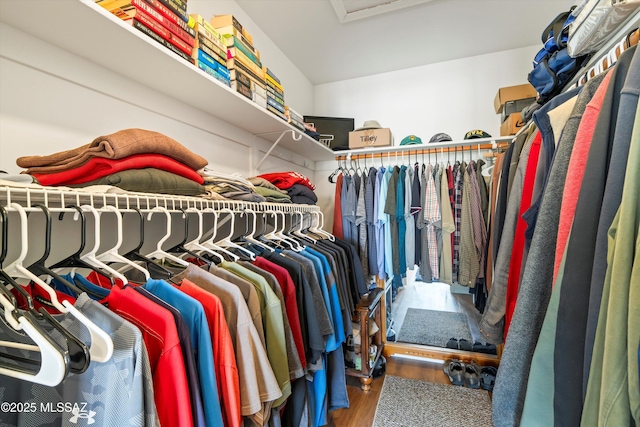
262;210;294;249
0;293;69;386
275;210;304;251
3;203;114;363
293;211;317;244
76;205;129;284
96;206;150;281
215;208;256;260
144;207;190;267
182;208;225;263
310;211;335;241
199;208;239;262
242;209;274;252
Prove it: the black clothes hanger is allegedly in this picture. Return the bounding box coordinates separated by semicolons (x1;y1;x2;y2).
0;207;82;374
166;209;212;267
122;208;174;280
48;206;117;286
26;205;102;299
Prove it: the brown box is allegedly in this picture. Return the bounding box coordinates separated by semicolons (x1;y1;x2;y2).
500;112;525;136
349;128;393;149
494;83;538;113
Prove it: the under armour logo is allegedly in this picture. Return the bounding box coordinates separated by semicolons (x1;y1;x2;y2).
69;406;96;425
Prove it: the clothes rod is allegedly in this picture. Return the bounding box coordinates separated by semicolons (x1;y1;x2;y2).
335;136;512;160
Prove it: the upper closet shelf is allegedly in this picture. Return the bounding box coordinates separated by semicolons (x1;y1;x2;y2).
0;0;335;162
335;136;514;157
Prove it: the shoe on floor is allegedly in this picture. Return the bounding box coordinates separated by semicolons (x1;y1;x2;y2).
464;361;481;389
472;341;498;355
444;359;465;386
480;366;497;391
446;338;458;349
458;338;473;351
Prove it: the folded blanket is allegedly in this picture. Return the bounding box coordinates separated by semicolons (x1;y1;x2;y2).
286;183;318;203
254;186;292;201
69;169;206;196
248;177;288;194
257;172;315;191
290;195;316;205
31;154;204;186
18;128;208;173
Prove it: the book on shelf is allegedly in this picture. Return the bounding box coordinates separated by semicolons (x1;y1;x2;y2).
215;25;257;55
210;14;243;35
98;0;192;27
252;92;267;109
114;0;194;46
266;85;285;103
252;83;267;99
123;7;193;56
227;46;261;69
264;72;283;93
226;48;263;79
232;61;265;89
288;118;306;132
190;14;227;53
230;80;253;100
197;60;230;86
195;34;226;63
193;37;226;67
266;96;285;114
267;104;288;121
285;106;304;123
265;67;281;85
227;58;265;82
229;68;251;89
196;49;230;80
131;19;193;63
223;35;259;59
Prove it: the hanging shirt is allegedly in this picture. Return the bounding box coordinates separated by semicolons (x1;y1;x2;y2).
440;166;456;285
397;165;407;276
467;161;488;280
106;285;194;427
453;162;463;282
176;279;242;427
385;166;400;276
142;279;224;427
356;170;368;278
219;262;291;408
459;162;480;286
412;163;423;268
375;167;387;279
332;173;344;239
404;166;416;270
366;166;378;276
424;164;441;281
0;293;159;427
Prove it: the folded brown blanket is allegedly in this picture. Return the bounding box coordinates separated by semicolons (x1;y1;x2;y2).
17;128;208;173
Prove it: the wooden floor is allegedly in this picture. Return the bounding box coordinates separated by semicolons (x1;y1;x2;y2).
327;356;453;427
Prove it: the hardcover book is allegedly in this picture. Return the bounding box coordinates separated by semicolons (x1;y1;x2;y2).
267;104;287;121
195;34;226;63
210;14;243;34
265;67;280;85
229;68;251;89
214;25;257;54
223;35;260;59
193;38;226;67
124;7;192;56
227;58;265;81
252;92;267;109
197;60;230;86
227;46;261;68
267;96;285;113
230;80;252;100
132;19;194;63
196;49;230;80
128;0;194;46
226;48;263;78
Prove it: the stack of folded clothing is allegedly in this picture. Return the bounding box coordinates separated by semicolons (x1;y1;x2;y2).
201;169;265;202
17;129;208;196
256;172;318;205
248;177;291;203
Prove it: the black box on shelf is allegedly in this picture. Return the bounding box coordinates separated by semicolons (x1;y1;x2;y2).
303;116;354;151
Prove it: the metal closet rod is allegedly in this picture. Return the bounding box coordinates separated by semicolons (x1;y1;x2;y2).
336;142;510;161
0;186;321;213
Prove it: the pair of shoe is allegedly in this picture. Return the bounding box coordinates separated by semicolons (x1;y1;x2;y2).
472;341;498;355
444;359;497;391
445;338;473;351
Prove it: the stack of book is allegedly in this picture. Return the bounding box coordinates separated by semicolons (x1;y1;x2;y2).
211;15;267;106
284;106;305;132
264;68;286;122
189;14;230;86
97;0;196;64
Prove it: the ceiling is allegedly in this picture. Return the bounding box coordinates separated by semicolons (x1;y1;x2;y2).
235;0;576;85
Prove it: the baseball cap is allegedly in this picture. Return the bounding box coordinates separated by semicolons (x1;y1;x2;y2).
400;135;422;145
429;133;452;143
464;129;492;140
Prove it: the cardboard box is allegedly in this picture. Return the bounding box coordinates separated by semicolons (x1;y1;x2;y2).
349;128;392;149
494;83;538;114
500;112;525;136
501;97;536;123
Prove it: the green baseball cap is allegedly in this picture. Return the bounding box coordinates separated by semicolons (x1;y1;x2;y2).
464;129;492;140
400;135;422;145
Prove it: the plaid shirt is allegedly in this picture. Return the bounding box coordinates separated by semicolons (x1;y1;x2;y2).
453;162;463;282
424;164;441;281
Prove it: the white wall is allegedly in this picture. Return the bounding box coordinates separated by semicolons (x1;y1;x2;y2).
189;0;314;115
313;45;539;231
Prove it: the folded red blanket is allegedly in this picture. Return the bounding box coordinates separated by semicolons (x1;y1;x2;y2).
32;154;205;186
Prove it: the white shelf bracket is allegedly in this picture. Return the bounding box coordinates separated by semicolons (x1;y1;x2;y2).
255;129;301;171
